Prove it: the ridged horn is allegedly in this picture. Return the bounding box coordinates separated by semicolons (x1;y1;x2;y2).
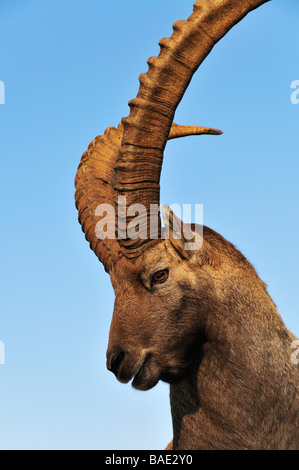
74;122;213;272
114;0;270;258
75;123;123;273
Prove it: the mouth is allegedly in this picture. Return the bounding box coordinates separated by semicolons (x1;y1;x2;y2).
107;348;160;391
131;352;152;389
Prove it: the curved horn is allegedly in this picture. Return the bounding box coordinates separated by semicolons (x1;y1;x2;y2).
114;0;270;258
75;124;123;273
75;0;270;270
74;122;213;272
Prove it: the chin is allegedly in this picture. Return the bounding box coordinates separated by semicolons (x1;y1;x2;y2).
131;373;159;391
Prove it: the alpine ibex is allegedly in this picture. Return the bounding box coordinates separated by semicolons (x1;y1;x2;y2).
75;0;299;450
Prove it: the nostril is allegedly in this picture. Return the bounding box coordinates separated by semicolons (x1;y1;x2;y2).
108;350;125;376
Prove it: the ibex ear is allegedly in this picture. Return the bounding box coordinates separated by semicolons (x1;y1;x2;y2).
161;204;202;259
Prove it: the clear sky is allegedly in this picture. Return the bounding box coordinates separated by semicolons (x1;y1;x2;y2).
0;0;298;450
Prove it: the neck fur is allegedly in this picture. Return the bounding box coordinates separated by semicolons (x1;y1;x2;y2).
170;238;299;450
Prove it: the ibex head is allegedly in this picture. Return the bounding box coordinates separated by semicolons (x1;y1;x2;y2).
106;212;212;391
75;0;270;391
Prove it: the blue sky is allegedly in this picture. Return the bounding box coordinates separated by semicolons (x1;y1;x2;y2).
0;0;298;450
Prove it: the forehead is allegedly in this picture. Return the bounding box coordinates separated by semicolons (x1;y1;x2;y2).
141;240;175;267
110;240;177;281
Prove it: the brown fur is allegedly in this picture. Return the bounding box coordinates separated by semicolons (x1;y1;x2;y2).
107;224;299;449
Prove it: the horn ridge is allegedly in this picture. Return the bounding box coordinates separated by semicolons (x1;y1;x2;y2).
75;123;123;272
114;0;270;256
75;121;212;267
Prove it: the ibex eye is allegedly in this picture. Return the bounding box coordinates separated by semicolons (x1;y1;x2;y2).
152;269;169;284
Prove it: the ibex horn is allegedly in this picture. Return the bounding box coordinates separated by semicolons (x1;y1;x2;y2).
75;0;270;270
114;0;270;258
